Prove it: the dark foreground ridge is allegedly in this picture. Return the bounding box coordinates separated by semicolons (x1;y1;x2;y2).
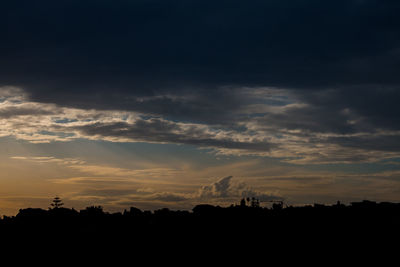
1;198;400;260
1;199;400;243
0;199;400;266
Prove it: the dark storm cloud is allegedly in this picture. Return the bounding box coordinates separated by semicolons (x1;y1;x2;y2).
0;105;56;118
254;103;358;134
1;0;400;108
71;119;275;152
293;87;400;132
2;0;400;160
327;134;400;152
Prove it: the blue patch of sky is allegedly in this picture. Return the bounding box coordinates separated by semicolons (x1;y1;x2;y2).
96;141;236;167
303;161;400;174
121;114;129;121
0;137;233;168
139;115;159;120
251;96;291;106
53;118;78;124
38;131;75;138
0;97;22;104
2;136;286;169
380;158;400;165
5;135;399;176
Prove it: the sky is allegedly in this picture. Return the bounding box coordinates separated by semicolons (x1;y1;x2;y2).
1;0;400;215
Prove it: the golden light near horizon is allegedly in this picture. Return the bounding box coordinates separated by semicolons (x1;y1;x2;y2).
1;1;400;216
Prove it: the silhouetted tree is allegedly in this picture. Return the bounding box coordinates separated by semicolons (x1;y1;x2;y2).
129;207;143;216
50;196;64;209
240;198;247;207
251;197;260;208
272;201;283;210
80;206;105;216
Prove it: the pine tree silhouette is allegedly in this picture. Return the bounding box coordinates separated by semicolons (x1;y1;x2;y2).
50;196;64;209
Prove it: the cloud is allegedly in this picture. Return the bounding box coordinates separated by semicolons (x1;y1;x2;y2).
2;1;400;99
198;176;283;202
78;189;139;198
0;88;276;152
70;189;188;206
71;119;275;152
2;0;400;164
1;1;399;132
65;175;283;209
199;176;234;198
52;177;133;186
11;155;182;184
150;193;188;202
4;86;400;164
10;156;79;163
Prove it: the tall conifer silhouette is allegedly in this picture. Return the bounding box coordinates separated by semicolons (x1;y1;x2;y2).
50;196;64;209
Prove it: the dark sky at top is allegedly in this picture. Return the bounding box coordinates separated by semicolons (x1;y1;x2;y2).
1;0;400;140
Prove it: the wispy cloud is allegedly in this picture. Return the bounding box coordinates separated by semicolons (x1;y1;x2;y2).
4;87;400;164
11;155;182;184
1;87;274;153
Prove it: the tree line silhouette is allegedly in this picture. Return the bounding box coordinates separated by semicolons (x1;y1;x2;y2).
1;197;399;237
1;196;399;257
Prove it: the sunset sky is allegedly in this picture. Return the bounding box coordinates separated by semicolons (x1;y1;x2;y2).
1;0;400;215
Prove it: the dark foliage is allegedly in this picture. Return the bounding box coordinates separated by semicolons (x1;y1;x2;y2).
1;199;399;259
2;200;399;238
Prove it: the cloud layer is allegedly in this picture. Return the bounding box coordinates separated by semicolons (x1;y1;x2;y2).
197;176;282;202
2;0;400;97
2;86;400;164
1;1;400;164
